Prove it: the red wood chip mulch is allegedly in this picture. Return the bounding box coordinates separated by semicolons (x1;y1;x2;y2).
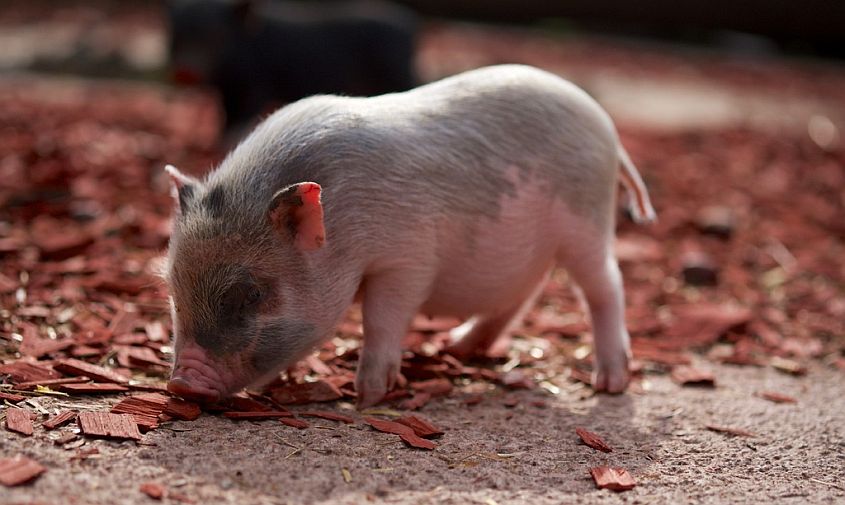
297;410;355;424
399;392;432;410
590;466;636;492
0;362;61;383
705;424;756;437
279;417;309;429
53;358;130;384
111;393;169;431
58;383;130;394
140;482;166;500
220;395;274;412
269;380;343;405
223;411;293;420
364;417;437;450
0;455;47;487
409;379;453;397
5;408;34;436
0;391;26;403
77;412;142;441
163;398;202;421
395;415;444;438
757;391;798;404
575;427;613;453
671;366;716;387
15;377;90;390
42;410;78;430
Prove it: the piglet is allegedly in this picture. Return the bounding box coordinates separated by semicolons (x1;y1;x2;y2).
164;64;656;408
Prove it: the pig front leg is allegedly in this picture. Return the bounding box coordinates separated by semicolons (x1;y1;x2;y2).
565;250;631;393
356;269;431;408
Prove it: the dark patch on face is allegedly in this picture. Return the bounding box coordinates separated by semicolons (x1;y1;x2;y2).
203;185;227;218
250;319;315;373
187;266;265;355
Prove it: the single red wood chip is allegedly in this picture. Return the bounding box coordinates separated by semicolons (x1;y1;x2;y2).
15;376;90;390
0;455;46;487
395;415;444;438
53;358;130;384
140;482;166;500
590;466;636;491
116;345;169;368
671;366;716;387
223;395;274;412
632;346;692;366
269;381;343;405
297;410;355;423
0;391;26;403
463;394;484;406
126;382;169;393
77;412;142;441
399;432;437;450
409;379;453;397
223;411;293;419
59;383;130;394
382;389;411;402
575;427;613;453
365;417;414;436
168;491;196;503
279;417;309;429
111;393;169;431
5;408;34;436
364;417;437;450
399;392;431;410
42;410;77;430
164;398;202;421
502;396;520;408
53;432;78;445
705;424;756;437
757;391;797;404
0;362;61;383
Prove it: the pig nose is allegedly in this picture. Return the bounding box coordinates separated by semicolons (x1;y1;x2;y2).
167;376;221;404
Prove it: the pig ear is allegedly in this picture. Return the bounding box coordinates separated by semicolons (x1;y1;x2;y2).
268;182;326;251
165;164;200;214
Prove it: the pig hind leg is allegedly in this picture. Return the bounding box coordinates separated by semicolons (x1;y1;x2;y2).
559;236;631;393
446;268;551;360
356;269;431;408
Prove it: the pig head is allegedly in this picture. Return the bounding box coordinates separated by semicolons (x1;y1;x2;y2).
163;165;331;402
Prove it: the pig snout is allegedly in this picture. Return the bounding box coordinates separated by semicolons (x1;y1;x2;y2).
167;346;227;403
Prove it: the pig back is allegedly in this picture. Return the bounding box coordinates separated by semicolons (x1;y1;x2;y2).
205;65;620;256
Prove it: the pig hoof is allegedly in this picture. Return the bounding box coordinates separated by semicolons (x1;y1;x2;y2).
355;360;400;409
592;366;630;394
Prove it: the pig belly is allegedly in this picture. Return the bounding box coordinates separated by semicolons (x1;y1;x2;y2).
420;187;578;319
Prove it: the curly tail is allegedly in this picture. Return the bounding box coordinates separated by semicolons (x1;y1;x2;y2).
618;145;657;224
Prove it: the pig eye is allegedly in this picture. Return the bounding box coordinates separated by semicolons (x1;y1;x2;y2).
243;286;262;308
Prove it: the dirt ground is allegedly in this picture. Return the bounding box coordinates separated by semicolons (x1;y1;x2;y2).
2;6;845;505
4;363;845;505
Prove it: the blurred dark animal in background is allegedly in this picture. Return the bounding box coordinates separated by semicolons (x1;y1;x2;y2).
168;0;418;137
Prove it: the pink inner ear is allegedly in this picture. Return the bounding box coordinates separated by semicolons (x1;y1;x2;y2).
291;183;325;251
